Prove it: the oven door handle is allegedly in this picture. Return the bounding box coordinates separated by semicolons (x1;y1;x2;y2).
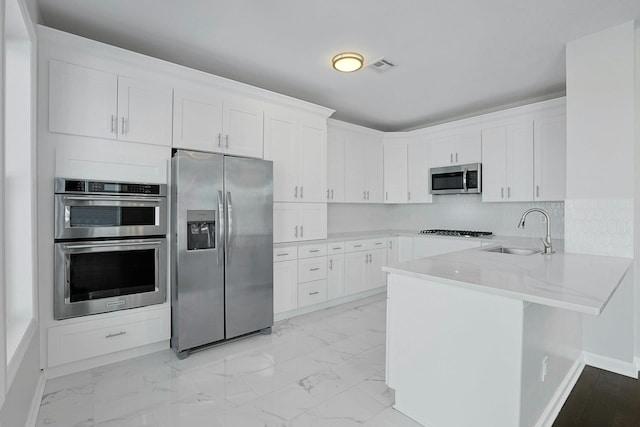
62;240;163;250
62;195;164;203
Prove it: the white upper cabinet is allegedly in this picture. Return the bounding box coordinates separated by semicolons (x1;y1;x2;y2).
534;114;566;201
383;140;408;203
407;138;431;203
327;127;345;202
174;88;264;158
172;88;224;152
264;109;327;203
49;60;173;146
429;131;481;167
343;127;384;203
481;121;534;202
273;202;327;243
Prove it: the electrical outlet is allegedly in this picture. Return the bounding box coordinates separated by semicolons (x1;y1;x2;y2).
541;355;549;382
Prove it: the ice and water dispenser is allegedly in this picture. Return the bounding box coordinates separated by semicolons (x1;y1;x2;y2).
187;210;216;250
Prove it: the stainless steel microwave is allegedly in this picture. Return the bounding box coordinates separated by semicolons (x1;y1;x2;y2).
429;163;482;195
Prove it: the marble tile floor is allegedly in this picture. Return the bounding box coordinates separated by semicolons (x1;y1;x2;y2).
36;293;423;427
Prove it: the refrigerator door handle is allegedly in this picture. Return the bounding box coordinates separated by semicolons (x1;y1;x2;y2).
217;190;224;265
226;191;233;262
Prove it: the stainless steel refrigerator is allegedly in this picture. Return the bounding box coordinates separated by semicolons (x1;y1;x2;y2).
171;150;273;358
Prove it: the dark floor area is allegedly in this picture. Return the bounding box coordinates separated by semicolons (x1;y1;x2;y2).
553;366;640;427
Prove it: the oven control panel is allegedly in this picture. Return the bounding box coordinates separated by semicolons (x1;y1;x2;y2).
57;178;166;196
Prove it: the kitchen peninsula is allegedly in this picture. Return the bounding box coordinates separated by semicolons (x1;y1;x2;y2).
383;243;631;427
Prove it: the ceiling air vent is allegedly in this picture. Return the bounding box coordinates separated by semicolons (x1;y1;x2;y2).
367;57;395;73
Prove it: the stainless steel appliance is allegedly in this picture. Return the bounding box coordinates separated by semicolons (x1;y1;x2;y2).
419;229;492;238
429;163;482;195
171;150;273;359
54;178;168;320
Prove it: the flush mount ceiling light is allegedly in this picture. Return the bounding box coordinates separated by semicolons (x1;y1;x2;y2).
332;52;364;72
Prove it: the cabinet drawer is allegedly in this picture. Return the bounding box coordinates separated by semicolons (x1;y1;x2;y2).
298;243;328;259
369;238;388;250
48;307;170;367
346;239;369;252
298;256;328;283
327;242;345;254
274;245;297;262
298;279;328;308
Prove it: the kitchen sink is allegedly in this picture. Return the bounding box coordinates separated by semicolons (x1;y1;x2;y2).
482;246;540;256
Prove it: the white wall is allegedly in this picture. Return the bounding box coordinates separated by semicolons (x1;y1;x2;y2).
565;21;637;376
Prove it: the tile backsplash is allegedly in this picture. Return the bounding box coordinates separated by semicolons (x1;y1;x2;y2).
564;198;633;257
328;195;565;239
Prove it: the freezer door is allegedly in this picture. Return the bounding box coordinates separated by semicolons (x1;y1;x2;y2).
172;150;225;352
224;156;274;338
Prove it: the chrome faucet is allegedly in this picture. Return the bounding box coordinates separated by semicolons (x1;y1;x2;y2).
517;208;554;255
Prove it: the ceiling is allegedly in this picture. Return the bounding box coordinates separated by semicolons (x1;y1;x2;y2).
36;0;640;132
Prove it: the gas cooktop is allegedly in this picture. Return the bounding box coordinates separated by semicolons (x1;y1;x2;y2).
419;229;493;238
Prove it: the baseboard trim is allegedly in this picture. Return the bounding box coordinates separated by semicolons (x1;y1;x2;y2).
583;352;638;379
535;358;585;427
26;371;46;427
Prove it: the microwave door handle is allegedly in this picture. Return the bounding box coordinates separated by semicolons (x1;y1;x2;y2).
462;168;468;192
63;195;163;203
217;190;224;266
62;240;163;250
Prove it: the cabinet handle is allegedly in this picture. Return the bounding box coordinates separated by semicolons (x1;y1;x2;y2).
294;225;298;238
369;254;372;263
327;189;330;200
111;115;116;133
366;191;370;200
354;244;363;248
375;242;383;245
225;134;229;148
536;185;540;198
106;331;127;338
507;187;511;198
363;191;366;200
331;189;334;199
501;187;504;199
329;259;333;270
300;186;304;199
218;133;222;148
310;267;320;271
455;152;458;162
309;291;320;296
295;186;298;199
276;253;289;257
389;240;393;249
364;254;369;264
385;191;388;201
408;191;411;201
300;225;304;238
450;153;453;163
310;249;320;253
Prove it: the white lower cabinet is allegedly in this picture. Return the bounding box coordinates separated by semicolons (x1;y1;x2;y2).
327;254;345;299
344;238;388;295
274;258;298;314
47;306;170;367
298;280;328;308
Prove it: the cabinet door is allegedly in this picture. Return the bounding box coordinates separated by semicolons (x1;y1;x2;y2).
117;76;173;146
383;142;408;203
429;136;454;167
344;251;366;295
481;127;508;202
298;121;327;203
365;140;384;203
298;203;327;241
366;249;388;290
223;100;264;158
506;122;534;201
327;255;345;299
273;260;298;314
273;203;299;243
327;130;345;202
387;237;399;266
534;115;566;201
407;140;431;203
49;60;118;140
453;131;481;164
264;113;299;202
344;139;367;202
173;89;224;152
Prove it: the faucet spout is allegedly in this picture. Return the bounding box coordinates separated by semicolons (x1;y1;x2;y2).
517;208;554;255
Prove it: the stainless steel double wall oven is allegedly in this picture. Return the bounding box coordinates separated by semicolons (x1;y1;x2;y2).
54;178;168;319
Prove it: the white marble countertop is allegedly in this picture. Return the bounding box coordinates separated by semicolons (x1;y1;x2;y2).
383;242;631;315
